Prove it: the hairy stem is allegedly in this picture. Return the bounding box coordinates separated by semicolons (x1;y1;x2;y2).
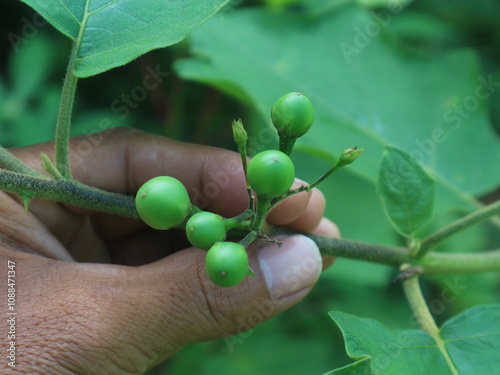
55;41;80;179
415;249;500;274
419;200;500;255
1;169;498;275
0;170;137;218
270;226;500;274
401;269;439;335
253;195;272;230
402;271;459;375
239;230;258;248
307;163;342;191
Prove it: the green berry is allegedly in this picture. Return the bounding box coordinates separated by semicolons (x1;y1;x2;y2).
186;212;227;250
271;92;314;138
135;176;191;230
205;242;249;287
247;150;295;197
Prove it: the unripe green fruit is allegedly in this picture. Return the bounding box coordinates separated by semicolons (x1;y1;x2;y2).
247;150;295;197
135;176;190;230
186;212;227;250
205;242;249;287
271;92;314;138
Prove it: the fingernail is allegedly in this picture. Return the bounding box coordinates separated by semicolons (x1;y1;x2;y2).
257;235;322;301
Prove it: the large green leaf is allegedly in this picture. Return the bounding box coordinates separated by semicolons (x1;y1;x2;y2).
175;4;500;213
378;146;435;237
327;304;500;375
20;0;229;77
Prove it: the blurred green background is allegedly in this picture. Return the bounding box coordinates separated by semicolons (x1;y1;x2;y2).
1;0;499;374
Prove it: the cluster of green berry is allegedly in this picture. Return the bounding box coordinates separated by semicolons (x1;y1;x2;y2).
135;175;249;286
134;92;358;288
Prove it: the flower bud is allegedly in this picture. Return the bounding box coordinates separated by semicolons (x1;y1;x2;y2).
339;147;365;166
232;118;248;146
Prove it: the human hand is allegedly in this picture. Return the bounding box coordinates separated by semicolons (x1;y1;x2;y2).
1;127;339;374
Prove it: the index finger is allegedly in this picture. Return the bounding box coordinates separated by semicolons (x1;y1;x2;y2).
13;128;317;225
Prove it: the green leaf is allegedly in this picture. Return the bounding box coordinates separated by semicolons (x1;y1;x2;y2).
20;0;230;77
174;5;500;213
329;305;500;375
378;146;435;237
10;34;55;100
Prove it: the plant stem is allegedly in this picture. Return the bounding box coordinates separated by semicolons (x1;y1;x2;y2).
307;232;410;266
305;147;364;191
1;169;498;275
401;270;459;375
239;230;258;248
279;135;296;156
55;41;80;179
270;226;500;274
307;163;342;191
224;209;253;231
0;146;44;177
415;249;500;274
419;200;500;255
401;268;439;335
0;170;137;218
252;195;272;230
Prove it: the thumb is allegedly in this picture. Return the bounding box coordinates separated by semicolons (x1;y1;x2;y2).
140;234;323;352
14;235;321;374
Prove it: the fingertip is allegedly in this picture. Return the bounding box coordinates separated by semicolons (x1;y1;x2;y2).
311;217;340;271
312;217;341;239
256;235;322;303
265;178;311;226
284;187;326;233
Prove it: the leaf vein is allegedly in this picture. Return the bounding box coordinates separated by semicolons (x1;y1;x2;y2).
57;0;81;26
88;0;122;17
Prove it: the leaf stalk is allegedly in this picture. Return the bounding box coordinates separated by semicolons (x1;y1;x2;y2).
401;270;459;375
419;200;500;255
54;41;80;179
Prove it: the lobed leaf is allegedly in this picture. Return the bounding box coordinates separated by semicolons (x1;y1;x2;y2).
328;305;500;375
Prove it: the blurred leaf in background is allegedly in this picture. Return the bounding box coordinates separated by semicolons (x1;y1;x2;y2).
0;34;59;147
174;3;499;205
